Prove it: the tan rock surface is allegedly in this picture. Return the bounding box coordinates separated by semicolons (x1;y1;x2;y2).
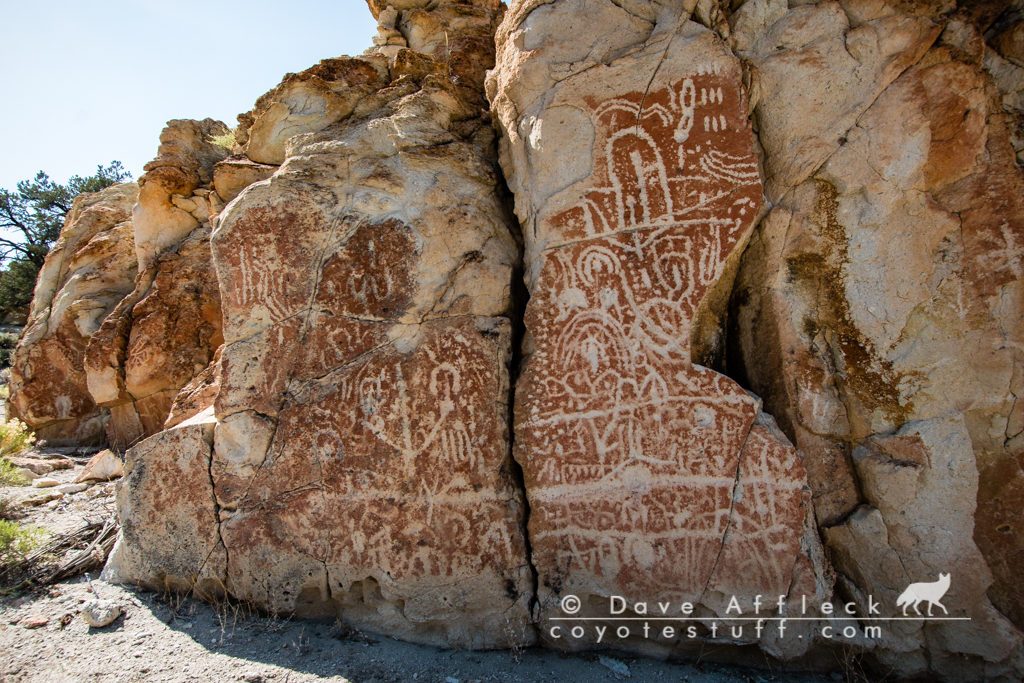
52;0;1022;677
102;413;226;596
738;1;941;200
132;119;230;271
728;3;1024;678
84;120;227;449
490;0;823;657
109;1;533;650
75;448;124;483
824;416;1022;679
212;156;278;204
9;183;139;445
163;346;222;430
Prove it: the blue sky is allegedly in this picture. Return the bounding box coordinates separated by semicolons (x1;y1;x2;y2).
0;0;377;194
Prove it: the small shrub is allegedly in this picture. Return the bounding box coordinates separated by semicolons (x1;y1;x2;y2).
0;496;15;520
0;457;27;486
0;419;35;457
209;131;236;151
0;332;17;369
0;519;43;565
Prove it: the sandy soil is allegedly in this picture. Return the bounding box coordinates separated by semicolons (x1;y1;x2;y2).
1;450;115;536
1;456;850;683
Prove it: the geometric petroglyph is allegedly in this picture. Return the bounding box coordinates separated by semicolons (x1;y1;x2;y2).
204;185;533;642
554;75;760;247
191;74;533;642
107;1;530;650
119;64;535;644
515;72;811;617
221;318;532;646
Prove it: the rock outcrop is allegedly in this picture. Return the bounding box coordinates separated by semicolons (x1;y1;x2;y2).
103;411;225;596
489;0;830;658
9;183;139;445
84;119;228;449
8;0;1022;679
105;0;535;650
724;0;1024;679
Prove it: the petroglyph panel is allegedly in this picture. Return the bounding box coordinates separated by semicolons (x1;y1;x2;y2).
315;218;419;320
213;211;419;417
501;23;815;631
189;41;531;645
706;423;812;600
221;318;532;646
550;74;760;246
211;193;335;345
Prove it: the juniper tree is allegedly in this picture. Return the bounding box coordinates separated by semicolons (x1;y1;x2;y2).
0;162;131;313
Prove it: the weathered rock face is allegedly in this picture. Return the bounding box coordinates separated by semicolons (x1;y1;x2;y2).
72;0;1024;678
106;0;534;650
84;119;227;449
132;119;231;272
9;183;139;445
726;0;1024;679
101;411;225;596
163;346;222;430
489;0;827;657
823;418;1022;679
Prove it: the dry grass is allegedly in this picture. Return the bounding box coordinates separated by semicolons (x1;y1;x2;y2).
0;518;46;587
0;418;36;457
209;131;236;151
0;495;16;519
0;457;27;486
0;517;117;592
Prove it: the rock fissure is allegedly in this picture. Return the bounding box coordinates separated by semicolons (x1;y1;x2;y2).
199;429;229;591
697;425;748;604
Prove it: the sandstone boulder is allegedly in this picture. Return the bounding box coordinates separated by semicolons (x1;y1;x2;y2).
163;346;222;430
241;58;389;165
75;449;123;483
82;0;1024;678
6;455;73;475
727;3;1024;678
490;0;824;656
824;416;1022;679
102;411;225;596
212;157;277;204
84;120;227;449
8;183;139;445
132;119;230;271
736;0;941;200
108;0;533;650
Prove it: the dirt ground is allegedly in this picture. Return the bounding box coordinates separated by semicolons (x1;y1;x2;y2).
1;455;850;683
1;449;115;536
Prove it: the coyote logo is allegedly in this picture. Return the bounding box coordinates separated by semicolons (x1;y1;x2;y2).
897;573;951;616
